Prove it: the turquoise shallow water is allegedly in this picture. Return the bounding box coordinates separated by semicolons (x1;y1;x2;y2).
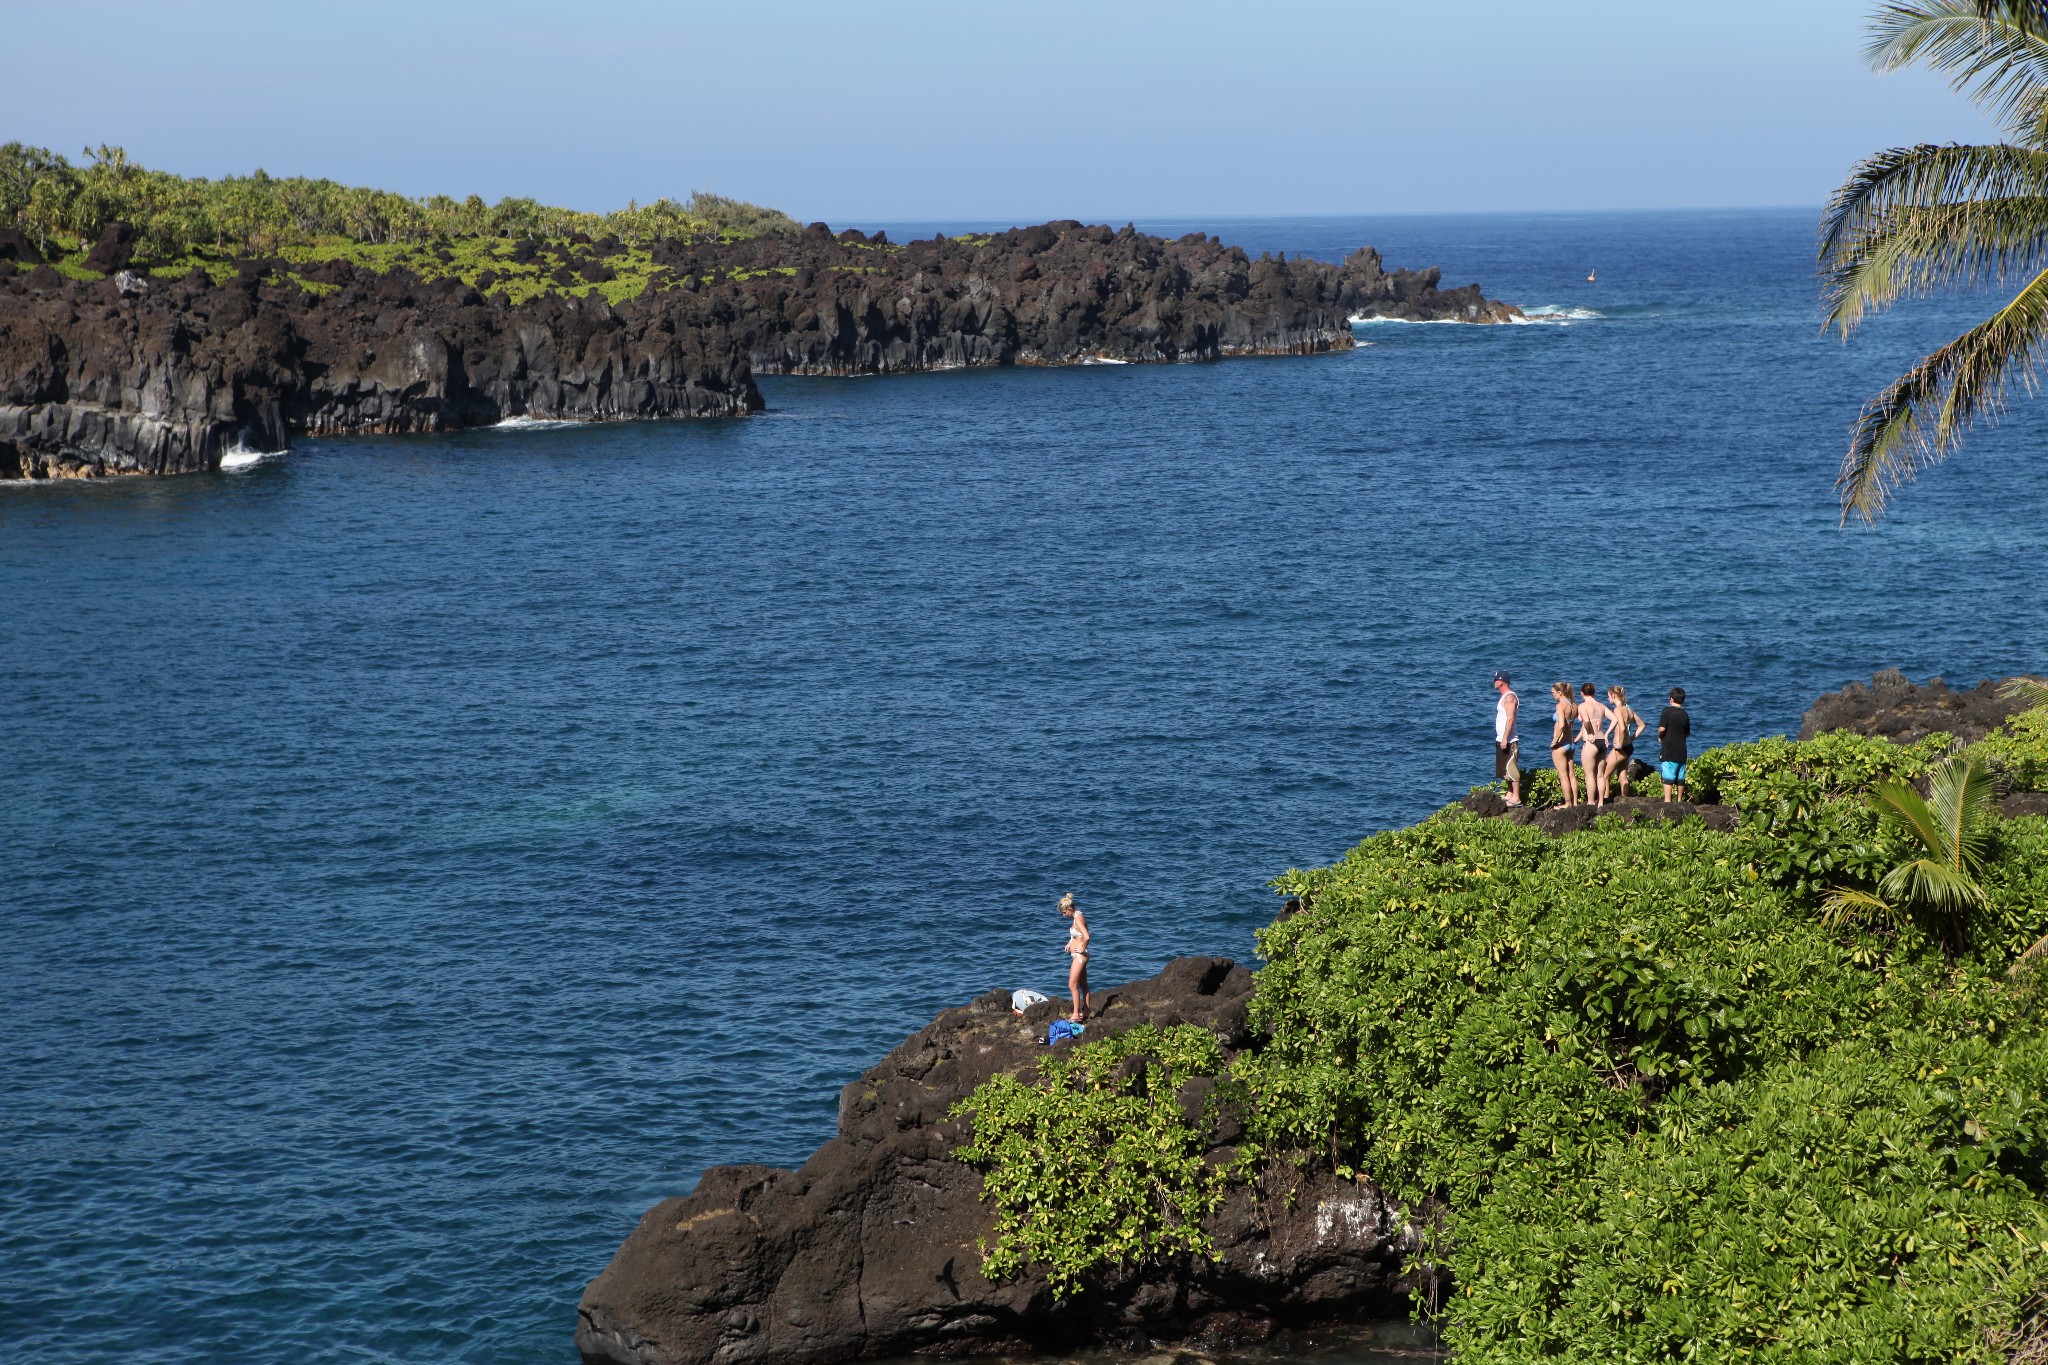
3;209;2045;1363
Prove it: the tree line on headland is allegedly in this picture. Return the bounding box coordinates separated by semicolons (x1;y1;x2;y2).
0;141;798;266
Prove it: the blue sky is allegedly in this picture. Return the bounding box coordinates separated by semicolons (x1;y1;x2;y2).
2;0;2003;223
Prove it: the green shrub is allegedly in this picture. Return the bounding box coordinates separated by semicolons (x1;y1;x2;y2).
1245;817;1868;1204
950;1023;1253;1295
1732;785;1891;908
1689;730;1952;809
1454;1031;2048;1363
1973;704;2048;792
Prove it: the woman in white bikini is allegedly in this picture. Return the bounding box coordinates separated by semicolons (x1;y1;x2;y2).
1577;683;1613;806
1059;892;1090;1023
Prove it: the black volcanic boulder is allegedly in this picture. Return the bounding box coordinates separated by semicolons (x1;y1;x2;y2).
575;958;1428;1365
0;227;44;265
83;220;139;273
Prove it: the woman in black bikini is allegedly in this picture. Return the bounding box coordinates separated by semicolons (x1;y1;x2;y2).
1549;682;1580;807
1577;683;1612;806
1604;685;1645;801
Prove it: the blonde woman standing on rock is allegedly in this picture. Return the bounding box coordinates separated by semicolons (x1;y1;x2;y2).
1604;685;1646;801
1059;893;1091;1023
1549;682;1580;807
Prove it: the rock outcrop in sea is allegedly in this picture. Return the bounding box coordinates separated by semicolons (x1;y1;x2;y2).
575;957;1428;1365
1798;667;2035;745
0;221;1518;479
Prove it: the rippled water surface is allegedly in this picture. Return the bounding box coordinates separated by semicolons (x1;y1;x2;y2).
4;210;2045;1362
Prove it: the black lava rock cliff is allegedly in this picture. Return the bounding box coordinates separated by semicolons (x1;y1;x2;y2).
0;220;1517;479
575;958;1428;1365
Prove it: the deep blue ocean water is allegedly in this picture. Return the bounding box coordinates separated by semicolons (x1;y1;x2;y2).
3;209;2045;1363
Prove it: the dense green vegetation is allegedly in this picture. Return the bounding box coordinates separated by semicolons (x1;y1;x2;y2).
0;142;798;298
951;1025;1252;1295
952;708;2048;1361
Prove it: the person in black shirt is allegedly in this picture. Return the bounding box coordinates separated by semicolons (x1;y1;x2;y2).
1657;687;1691;802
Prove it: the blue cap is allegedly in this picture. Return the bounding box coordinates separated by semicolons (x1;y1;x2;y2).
1493;670;1511;684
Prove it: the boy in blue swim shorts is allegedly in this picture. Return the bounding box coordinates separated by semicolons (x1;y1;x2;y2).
1658;687;1691;802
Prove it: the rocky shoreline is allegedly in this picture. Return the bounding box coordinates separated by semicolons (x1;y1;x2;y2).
574;672;2043;1365
575;958;1431;1365
0;221;1517;479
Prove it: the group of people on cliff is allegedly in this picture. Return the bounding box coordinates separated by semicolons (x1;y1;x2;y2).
1047;673;1692;1037
1489;671;1690;808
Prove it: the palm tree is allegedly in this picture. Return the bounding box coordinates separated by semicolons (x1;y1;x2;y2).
1820;1;2048;521
1822;748;1996;948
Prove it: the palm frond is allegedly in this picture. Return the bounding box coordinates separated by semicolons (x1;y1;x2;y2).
1822;196;2048;335
1870;3;2048;142
1998;675;2048;707
1821;886;1900;929
1924;751;1998;870
1820;144;2048;303
1837;265;2048;521
1870;776;1951;851
2011;928;2048;977
1880;856;1992;913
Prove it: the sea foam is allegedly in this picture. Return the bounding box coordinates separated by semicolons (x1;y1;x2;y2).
219;444;275;471
494;415;587;431
1512;304;1603;324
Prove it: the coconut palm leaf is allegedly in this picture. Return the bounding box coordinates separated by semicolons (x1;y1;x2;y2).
1998;675;2048;707
1821;144;2048;286
1923;747;1998;865
2012;928;2048;976
1822;195;2048;335
1972;0;2048;35
1851;755;1997;945
1877;855;1992;913
1837;264;2048;521
1820;885;1903;929
1822;5;2048;519
1872;3;2048;141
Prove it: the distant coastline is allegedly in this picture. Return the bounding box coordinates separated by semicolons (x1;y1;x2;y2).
0;148;1519;480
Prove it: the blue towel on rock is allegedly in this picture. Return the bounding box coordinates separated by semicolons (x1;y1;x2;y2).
1045;1019;1086;1046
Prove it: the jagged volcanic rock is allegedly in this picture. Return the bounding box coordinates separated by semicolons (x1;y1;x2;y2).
0;220;1516;478
701;224;1517;374
0;263;758;478
1799;668;2037;745
574;957;1428;1365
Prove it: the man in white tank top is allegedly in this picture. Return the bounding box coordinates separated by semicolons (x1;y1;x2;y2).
1492;671;1522;806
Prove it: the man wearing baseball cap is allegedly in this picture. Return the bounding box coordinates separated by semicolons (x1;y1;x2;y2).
1492;670;1522;806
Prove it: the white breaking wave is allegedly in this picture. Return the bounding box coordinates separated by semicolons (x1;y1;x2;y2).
494;415;588;430
1080;355;1132;365
219;444;276;471
1349;305;1605;328
1349;314;1467;326
1512;305;1604;324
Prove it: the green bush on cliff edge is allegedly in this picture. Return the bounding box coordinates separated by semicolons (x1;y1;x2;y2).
0;142;799;300
952;729;2048;1362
